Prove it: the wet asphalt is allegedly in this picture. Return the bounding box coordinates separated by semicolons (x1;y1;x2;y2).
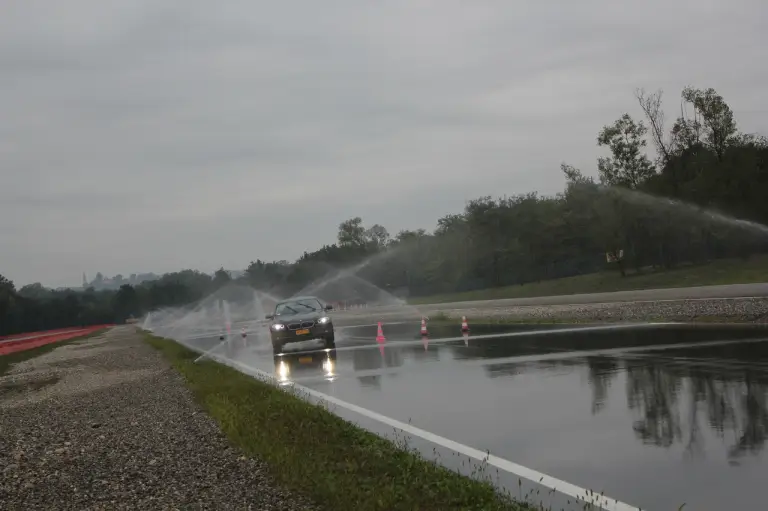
169;320;768;511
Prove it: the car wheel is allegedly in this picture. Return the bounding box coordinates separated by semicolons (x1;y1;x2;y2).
272;339;283;354
323;334;335;348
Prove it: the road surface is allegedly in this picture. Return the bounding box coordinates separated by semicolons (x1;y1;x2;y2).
166;319;768;511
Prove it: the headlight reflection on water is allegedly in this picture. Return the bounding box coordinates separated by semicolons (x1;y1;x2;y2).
323;355;336;381
277;360;290;384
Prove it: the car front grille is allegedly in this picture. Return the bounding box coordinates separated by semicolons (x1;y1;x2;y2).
288;321;315;330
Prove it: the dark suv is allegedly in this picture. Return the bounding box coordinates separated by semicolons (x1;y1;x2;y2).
266;296;335;353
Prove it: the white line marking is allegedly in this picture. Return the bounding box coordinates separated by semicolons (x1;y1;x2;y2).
194;349;639;511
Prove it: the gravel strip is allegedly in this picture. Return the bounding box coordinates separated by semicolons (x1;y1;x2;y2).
327;297;768;324
434;297;768;323
0;326;317;511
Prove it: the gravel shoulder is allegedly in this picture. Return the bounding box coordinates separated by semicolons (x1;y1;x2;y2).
0;326;316;511
328;296;768;325
431;296;768;323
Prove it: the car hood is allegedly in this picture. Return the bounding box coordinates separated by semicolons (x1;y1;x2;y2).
272;312;325;323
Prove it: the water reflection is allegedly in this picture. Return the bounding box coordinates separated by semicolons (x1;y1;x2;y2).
351;341;404;389
270;323;768;462
585;356;619;415
273;348;338;385
481;343;768;462
624;354;768;461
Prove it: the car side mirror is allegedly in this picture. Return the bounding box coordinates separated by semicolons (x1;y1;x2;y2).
324;305;333;311
265;314;274;320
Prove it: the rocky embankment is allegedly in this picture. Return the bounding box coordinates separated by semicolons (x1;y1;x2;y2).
330;297;768;325
430;297;768;323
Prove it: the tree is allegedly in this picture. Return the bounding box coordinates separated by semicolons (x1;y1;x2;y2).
670;87;738;161
680;86;737;160
18;283;48;300
597;113;656;188
0;274;15;326
337;217;366;247
0;274;15;294
113;284;140;322
212;267;232;289
635;88;672;167
364;224;390;248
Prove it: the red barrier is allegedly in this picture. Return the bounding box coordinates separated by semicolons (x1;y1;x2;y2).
0;325;114;356
0;326;86;342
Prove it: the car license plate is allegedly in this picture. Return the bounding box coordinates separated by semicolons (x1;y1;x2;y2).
296;329;310;335
298;356;313;364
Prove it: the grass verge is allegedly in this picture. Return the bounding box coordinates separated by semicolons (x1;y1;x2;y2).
144;332;529;511
0;328;108;377
408;255;768;305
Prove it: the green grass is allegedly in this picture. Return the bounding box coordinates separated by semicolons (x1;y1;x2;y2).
409;255;768;305
144;332;531;511
0;328;108;377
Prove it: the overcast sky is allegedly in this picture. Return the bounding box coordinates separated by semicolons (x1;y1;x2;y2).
1;0;766;288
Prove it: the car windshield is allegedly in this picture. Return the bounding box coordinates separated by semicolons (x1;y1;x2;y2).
274;299;322;316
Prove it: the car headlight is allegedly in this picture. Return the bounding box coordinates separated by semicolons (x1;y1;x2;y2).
271;323;285;331
317;316;331;325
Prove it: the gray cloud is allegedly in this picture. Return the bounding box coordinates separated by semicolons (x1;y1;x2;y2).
1;0;766;287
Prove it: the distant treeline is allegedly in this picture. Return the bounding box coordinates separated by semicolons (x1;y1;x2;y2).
1;85;766;335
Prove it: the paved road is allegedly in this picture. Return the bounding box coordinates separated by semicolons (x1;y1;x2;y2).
167;320;768;511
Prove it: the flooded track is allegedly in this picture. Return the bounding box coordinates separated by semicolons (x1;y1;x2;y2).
169;321;768;510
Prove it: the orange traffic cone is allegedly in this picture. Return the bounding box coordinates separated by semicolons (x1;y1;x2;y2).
461;316;470;332
420;317;428;336
376;322;386;343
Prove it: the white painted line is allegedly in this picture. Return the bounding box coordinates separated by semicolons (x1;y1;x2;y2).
198;351;639;511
